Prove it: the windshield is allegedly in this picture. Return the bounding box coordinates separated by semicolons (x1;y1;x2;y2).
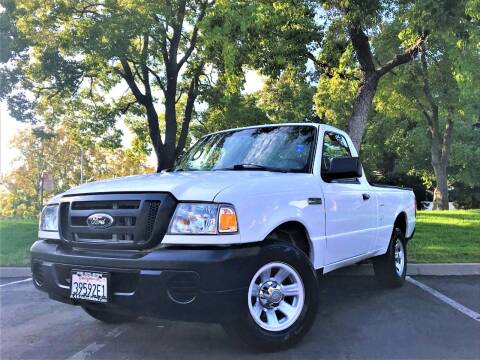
174;125;317;173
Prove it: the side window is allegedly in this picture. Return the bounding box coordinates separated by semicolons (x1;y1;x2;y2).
321;132;360;183
321;132;351;171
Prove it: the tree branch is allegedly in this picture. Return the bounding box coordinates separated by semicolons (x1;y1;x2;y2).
140;34;152;98
119;59;146;104
176;66;202;156
120;100;137;114
420;50;438;124
175;89;185;103
169;0;187;62
307;52;359;80
177;2;208;69
377;33;427;77
152;15;170;64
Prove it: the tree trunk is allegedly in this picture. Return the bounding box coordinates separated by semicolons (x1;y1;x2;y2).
430;118;453;210
419;51;453;211
430;130;448;210
347;73;378;151
176;69;201;158
432;160;449;210
120;2;209;172
345;27;425;151
163;74;178;170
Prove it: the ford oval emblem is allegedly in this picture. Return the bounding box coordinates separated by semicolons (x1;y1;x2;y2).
86;213;114;229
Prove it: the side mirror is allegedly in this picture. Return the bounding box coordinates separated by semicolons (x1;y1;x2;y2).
322;156;362;181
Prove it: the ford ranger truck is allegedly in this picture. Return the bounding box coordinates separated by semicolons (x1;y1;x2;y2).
31;124;416;350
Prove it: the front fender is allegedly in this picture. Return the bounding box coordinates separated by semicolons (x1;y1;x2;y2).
216;190;326;269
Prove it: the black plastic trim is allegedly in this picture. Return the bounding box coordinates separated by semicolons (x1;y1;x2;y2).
30;240;268;322
58;193;177;250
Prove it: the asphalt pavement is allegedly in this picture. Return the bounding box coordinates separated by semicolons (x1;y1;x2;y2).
1;275;479;360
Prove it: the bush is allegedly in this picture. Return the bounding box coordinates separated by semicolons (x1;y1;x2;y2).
451;183;480;209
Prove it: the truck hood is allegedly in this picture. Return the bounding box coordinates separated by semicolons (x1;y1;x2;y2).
61;171;287;201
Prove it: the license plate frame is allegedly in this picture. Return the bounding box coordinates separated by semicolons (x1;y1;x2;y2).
70;270;109;303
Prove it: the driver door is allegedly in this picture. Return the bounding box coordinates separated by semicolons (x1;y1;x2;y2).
320;131;377;265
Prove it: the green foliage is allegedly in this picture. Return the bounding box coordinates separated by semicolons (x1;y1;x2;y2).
449;123;480;188
1;0;323;170
313;0;480;207
371;0;480;198
203;0;322;87
192;92;268;138
361;114;431;176
194;64;315;138
0;127;153;217
257;65;315;123
314;72;358;129
1;0;479;207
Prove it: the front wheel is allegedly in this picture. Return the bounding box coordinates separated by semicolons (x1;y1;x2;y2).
373;228;407;288
82;306;138;324
223;243;318;351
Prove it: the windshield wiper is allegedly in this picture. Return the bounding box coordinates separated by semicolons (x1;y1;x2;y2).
218;163;289;173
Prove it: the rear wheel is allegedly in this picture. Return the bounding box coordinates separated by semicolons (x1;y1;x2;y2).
82;306;137;324
223;243;318;351
373;228;407;288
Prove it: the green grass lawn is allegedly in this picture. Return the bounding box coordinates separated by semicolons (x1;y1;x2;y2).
409;210;480;263
0;218;38;266
0;210;479;266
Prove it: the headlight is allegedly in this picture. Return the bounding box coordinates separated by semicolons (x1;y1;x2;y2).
40;205;59;231
168;203;238;235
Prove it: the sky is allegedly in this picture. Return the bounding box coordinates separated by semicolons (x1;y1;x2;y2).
0;69;265;175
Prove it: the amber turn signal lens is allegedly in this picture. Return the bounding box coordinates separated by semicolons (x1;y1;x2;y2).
218;206;238;233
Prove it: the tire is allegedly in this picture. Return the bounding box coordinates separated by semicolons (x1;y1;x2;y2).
82;306;138;324
223;243;319;351
373;227;407;288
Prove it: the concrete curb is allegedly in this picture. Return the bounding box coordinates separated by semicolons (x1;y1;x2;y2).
1;263;479;278
331;263;480;276
0;267;31;278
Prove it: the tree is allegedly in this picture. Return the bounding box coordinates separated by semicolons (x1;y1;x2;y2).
372;0;480;209
312;0;426;150
193;64;315;138
1;0;322;171
0;127;153;217
193;92;269;138
257;65;315;123
1;0;211;171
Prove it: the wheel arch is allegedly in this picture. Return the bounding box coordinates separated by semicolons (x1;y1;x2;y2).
394;211;407;236
264;221;313;263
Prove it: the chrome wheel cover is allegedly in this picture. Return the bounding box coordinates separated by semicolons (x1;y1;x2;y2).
248;262;305;332
394;239;405;276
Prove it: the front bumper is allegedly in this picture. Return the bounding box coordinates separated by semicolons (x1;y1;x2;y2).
31;240;263;323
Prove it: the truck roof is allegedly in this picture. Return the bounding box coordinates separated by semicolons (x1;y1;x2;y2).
206;122;346;137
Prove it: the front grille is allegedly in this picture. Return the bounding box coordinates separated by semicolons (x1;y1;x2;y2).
71;216;137;227
59;193;176;250
71;200;140;210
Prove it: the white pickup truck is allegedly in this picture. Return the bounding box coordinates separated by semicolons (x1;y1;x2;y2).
31;123;416;350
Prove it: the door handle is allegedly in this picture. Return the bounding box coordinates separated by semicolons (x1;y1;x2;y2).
362;193;370;201
308;198;323;205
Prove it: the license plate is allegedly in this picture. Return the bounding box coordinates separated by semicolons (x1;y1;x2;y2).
70;271;109;303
